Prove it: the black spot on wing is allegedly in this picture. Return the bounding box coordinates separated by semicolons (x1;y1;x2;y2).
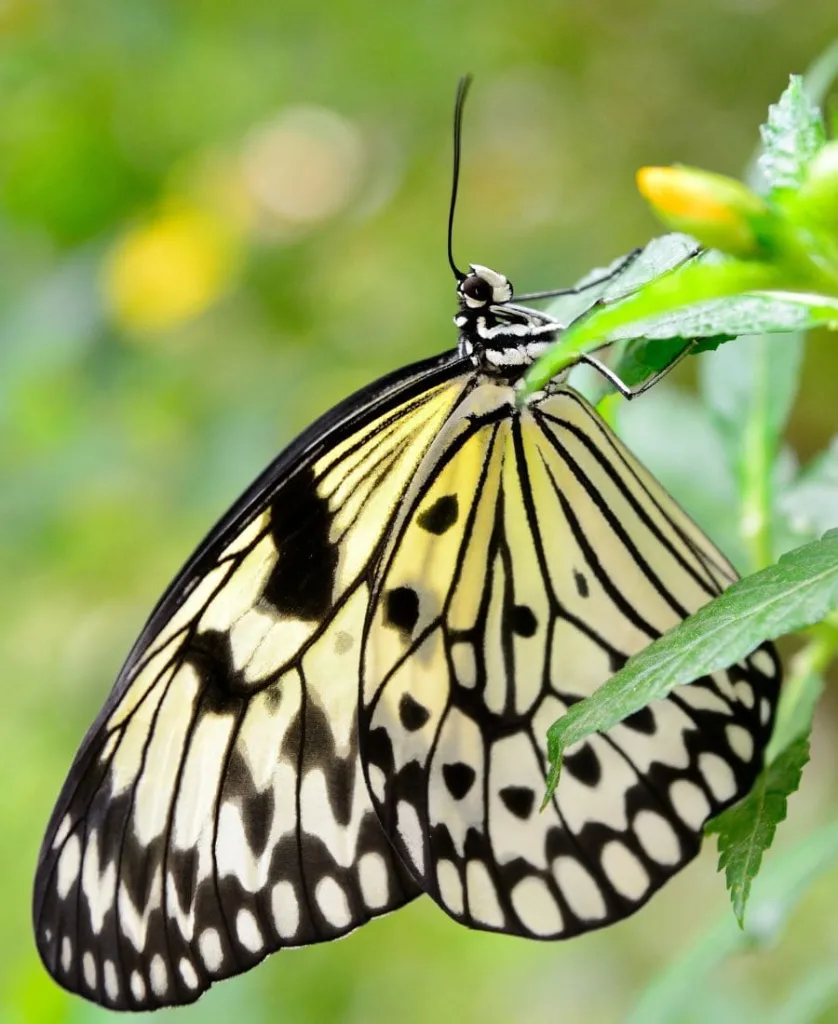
364;726;395;776
169;845;200;914
121;834;165;922
186;629;245;713
385;586;420;635
508;604;537;638
417;494;459;535
574;570;589;598
399;693;430;732
624;705;656;735
563;743;602;786
499;785;535;819
243;786;277;856
263;466;337;621
302;691;356;828
442;762;476;800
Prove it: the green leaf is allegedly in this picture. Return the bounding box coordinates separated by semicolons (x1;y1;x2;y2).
521;254;838;403
766;668;824;764
629;820;838;1024
545;233;701;329
608;293;827;344
700;330;805;568
759;75;826;192
705;735;810;927
608;334;727;392
766;616;837;763
544;531;838;799
778;435;838;542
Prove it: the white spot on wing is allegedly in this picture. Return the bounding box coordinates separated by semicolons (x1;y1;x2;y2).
61;936;72;974
669;779;710;830
104;960;119;1002
633;810;681;866
271;880;300;939
511;876;563;936
466;860;505;928
760;698;771;725
82;951;96;990
397;800;425;875
726;724;754;762
483;553;510;715
130;970;146;1002
82;828;117;935
56;833;81;899
367;764;386;803
699;752;737;802
734;680;755;709
236;908;264;952
315;876;352;929
150;954;168;998
52;814;71;850
358;852;389;910
677;684;732;715
199;927;223;973
552;857;607;922
601;842;649;901
436;860;464;915
300;768;355;868
179;958;200;991
751;649;776;676
451;642;477;689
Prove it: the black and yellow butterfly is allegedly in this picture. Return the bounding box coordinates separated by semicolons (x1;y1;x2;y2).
33;79;780;1010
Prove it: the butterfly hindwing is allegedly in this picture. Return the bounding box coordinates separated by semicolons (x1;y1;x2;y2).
360;384;780;938
32;353;474;1009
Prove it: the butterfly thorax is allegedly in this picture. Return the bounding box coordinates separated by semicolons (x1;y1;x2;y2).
455;263;561;381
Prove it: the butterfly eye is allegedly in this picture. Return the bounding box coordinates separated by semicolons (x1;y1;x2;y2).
460;274;494;306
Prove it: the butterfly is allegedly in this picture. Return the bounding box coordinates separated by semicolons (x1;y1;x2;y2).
33;78;780;1010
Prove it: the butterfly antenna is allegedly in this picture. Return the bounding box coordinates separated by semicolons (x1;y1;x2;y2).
447;74;472;282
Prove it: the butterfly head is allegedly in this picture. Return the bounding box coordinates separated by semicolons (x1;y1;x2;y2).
457;264;513;309
455;263;560;377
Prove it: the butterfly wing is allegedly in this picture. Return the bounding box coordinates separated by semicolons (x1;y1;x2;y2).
33;351;475;1010
360;383;780;938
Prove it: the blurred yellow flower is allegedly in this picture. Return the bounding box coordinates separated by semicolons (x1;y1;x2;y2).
102;204;240;334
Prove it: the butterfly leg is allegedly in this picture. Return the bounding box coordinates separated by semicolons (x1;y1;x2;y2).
579;339;698;400
513;248;644;303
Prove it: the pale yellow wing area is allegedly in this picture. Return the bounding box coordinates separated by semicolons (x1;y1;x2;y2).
34;359;473;1010
361;384;780;939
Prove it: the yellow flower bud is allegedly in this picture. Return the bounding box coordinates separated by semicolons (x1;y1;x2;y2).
637;166;775;260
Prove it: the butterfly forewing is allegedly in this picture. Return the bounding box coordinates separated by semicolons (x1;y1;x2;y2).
360;384;780;938
33;355;474;1010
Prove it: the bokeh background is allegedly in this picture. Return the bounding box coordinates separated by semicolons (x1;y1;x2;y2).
4;2;838;1022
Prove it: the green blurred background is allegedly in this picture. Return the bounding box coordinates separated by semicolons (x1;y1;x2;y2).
4;2;838;1022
